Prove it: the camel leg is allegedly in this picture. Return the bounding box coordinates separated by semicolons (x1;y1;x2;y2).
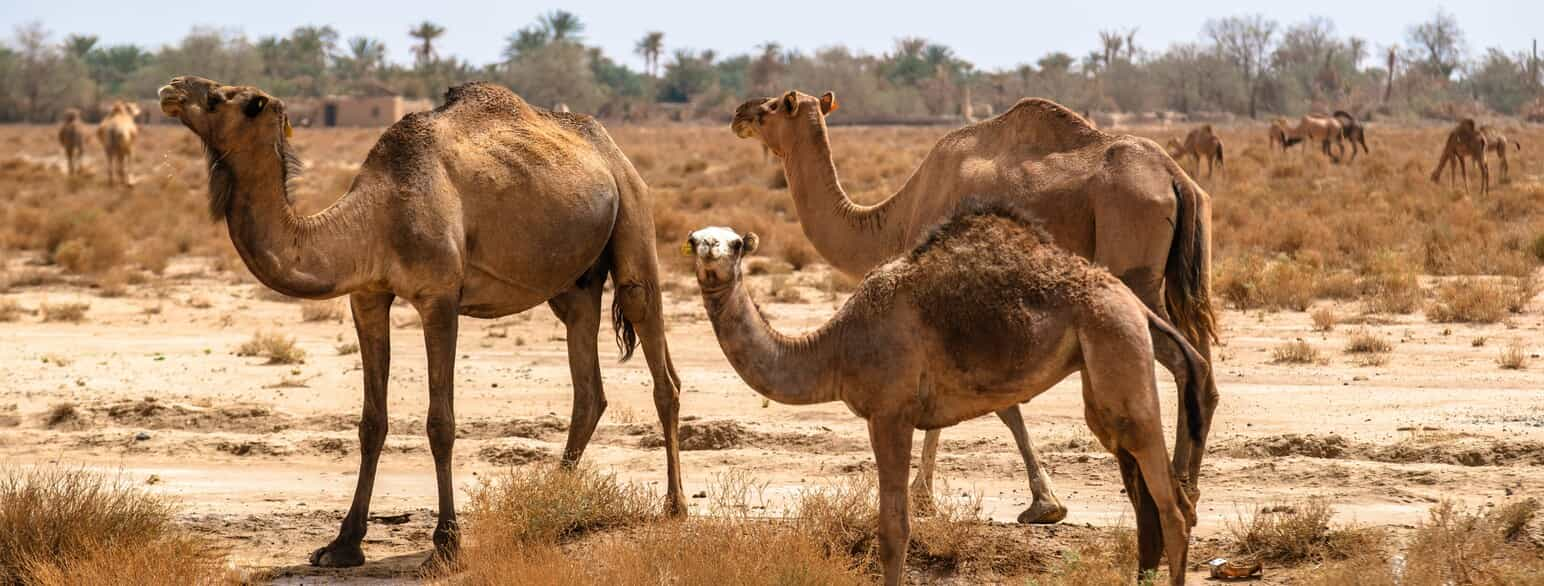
1117;450;1164;578
869;415;914;586
548;275;607;465
310;292;393;568
610;219;687;516
909;429;939;514
419;296;462;564
997;407;1067;523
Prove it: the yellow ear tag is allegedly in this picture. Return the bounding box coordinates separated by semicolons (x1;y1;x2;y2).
679;242;694;257
283;118;294;138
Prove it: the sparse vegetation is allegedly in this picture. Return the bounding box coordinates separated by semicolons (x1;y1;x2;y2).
40;302;89;323
1310;306;1338;331
1497;340;1530;370
1428;278;1511;324
1402;499;1544;585
300;300;344;322
1272;339;1321;364
1225;499;1387;564
236;331;307;365
1344;328;1393;354
335;342;360;355
0;299;21;322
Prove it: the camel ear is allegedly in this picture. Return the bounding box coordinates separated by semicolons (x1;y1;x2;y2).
780;91;799;117
819;92;838;115
742;233;759;255
681;236;696;257
244;96;268;118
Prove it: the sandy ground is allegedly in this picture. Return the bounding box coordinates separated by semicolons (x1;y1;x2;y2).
3;253;1544;583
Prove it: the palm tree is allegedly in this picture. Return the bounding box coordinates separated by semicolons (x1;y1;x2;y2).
635;31;664;77
409;21;446;68
63;34;98;60
539;11;584;43
341;37;387;79
504;26;549;61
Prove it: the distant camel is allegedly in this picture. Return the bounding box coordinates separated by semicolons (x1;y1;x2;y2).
1479;125;1521;184
1332;111;1370;161
97;101;141;186
1271;115;1345;162
1430;119;1490;195
58;109;89;177
158;76;685;568
686;209;1207;586
1166;125;1224;177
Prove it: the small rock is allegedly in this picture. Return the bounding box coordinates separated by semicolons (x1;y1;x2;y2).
134;431;151;441
691;491;707;499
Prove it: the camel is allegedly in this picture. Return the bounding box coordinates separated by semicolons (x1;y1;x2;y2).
685;210;1208;586
97;101;141;186
732;90;1218;527
1480;125;1521;184
1165;125;1224;178
57;109;88;177
1332;111;1370;161
1430;118;1490;195
1270;114;1345;162
156;76;685;567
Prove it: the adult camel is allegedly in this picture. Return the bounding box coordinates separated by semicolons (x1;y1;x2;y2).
1332;110;1370;162
1430;118;1490;195
732;91;1218;527
58;109;89;177
157;76;685;567
1271;115;1346;162
686;211;1207;585
1166;125;1225;178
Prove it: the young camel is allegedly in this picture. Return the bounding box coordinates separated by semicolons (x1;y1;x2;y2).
686;208;1207;586
157;76;685;567
733;91;1218;527
1270;115;1345;162
1165;125;1225;178
1430;118;1490;195
58;109;89;177
97;101;141;186
1479;125;1521;184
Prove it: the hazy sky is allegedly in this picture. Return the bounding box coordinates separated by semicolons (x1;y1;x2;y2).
6;0;1539;72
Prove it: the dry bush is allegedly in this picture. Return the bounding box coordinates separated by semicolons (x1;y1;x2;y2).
0;467;232;584
460;465;658;546
40;302;90;323
1296;554;1399;586
0;299;21;322
335;342;360;355
1359;254;1423;315
300;300;344;322
768;274;805;303
1344;328;1393;354
1401;500;1544;585
1026;528;1139;586
1218;255;1318;312
1225;500;1387;564
1428;278;1510;323
1498;340;1530;370
1310;307;1338;331
1504;274;1540;313
235;331;306;365
44;403;81;428
1271;339;1321;364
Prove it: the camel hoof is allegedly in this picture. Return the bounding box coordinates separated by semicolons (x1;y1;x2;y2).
1017;501;1068;524
309;542;366;568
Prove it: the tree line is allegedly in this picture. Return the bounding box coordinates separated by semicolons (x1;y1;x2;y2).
0;9;1539;123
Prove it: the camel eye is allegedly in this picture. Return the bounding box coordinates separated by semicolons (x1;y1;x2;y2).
730;240;743;253
206;94;223;110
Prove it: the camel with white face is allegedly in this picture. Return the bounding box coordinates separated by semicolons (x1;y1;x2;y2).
97;101;141;186
1270;115;1345;162
58;109;89;176
1166;125;1225;178
157;76;685;568
1430;118;1490;195
732;90;1218;526
687;211;1207;585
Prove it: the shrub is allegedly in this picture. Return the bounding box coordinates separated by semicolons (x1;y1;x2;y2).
236;331;306;365
1311;307;1338;331
1498;340;1530;370
1402;500;1544;585
1225;499;1387;563
1271;340;1321;364
300;300;344;322
1427;278;1510;323
1344;328;1393;354
40;302;90;323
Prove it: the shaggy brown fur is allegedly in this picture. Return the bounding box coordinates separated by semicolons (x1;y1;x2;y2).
689;209;1209;586
57;109;88;177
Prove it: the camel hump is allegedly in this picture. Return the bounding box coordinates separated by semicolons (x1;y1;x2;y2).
1332;110;1355;122
970;98;1101;150
440;81;535;117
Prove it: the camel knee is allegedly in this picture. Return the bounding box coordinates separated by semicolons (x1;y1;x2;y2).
358;411;388;448
425;414;455;455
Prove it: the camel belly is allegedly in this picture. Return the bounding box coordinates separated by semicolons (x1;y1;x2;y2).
456;186;619;317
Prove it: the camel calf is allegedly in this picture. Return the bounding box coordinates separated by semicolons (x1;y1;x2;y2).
97;101;141;187
58;109;89;176
689;207;1209;586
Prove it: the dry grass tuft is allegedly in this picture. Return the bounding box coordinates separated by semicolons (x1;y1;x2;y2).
1271;339;1321;364
1027;527;1140;585
40;302;90;323
1344;328;1393;354
1225;499;1387;564
43;403;82;428
300;300;344;322
460;465;658;546
1310;306;1338;331
0;467;234;585
1428;278;1511;323
1497;340;1530;370
236;331;307;365
1401;499;1544;585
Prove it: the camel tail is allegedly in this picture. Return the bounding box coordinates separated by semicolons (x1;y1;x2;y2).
1514;140;1523;152
1164;178;1217;346
1145;307;1208;444
1215;143;1224;166
610;293;639;363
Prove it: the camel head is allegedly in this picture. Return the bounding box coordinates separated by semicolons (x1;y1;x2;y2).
158;76;291;153
731;90;838;157
62;109;80;123
684;226;759;291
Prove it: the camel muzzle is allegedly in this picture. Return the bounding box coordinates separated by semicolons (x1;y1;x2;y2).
157;85;184;116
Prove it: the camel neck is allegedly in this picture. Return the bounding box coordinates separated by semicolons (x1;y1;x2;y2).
221;144;377;299
783;118;914;278
701;280;841;406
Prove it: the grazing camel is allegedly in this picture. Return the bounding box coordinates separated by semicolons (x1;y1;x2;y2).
1430;119;1490;195
97;101;141;186
1166;125;1225;177
686;210;1207;586
57;109;89;177
157;76;685;567
1480;125;1521;184
1332;111;1370;161
1271;114;1345;162
732;90;1218;526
